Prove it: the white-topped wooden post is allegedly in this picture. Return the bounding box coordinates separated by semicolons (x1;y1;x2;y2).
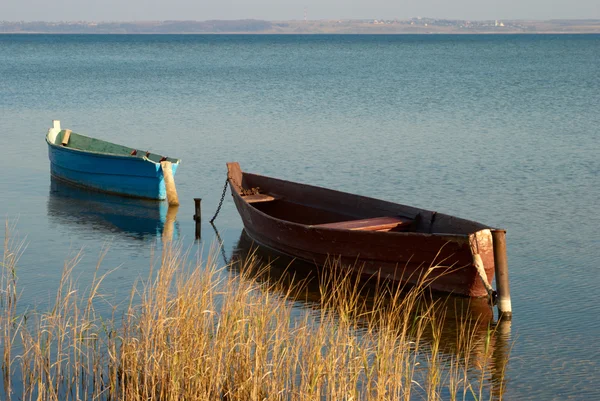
160;161;180;206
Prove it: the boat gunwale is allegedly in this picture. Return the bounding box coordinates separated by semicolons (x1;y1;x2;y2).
45;132;181;166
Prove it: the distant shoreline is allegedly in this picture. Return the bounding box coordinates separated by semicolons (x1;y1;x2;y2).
3;32;600;35
2;18;600;34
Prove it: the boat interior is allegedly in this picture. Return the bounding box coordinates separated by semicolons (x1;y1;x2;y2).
228;163;491;236
48;129;179;164
251;199;417;233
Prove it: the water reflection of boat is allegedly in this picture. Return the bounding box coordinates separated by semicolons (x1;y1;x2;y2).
47;177;179;241
231;229;510;395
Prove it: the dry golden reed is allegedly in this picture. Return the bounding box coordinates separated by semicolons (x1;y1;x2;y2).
1;229;509;401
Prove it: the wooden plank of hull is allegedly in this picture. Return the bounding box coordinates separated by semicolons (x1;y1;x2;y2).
231;192;495;298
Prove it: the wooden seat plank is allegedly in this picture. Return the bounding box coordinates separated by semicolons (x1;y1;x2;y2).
243;194;278;204
314;216;413;232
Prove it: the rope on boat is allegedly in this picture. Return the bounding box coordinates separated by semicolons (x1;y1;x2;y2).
210;179;229;223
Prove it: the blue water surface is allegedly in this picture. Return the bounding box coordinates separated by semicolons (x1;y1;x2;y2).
0;34;599;400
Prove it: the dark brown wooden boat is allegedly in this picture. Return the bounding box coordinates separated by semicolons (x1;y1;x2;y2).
227;162;506;298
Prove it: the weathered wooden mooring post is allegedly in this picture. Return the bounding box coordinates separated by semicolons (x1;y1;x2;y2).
492;229;512;320
193;198;202;240
160;161;180;207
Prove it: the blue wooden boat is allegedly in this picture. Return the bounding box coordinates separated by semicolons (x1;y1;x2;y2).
46;120;180;200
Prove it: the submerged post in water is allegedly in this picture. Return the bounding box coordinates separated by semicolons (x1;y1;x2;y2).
492;229;512;320
161;161;180;207
194;198;202;240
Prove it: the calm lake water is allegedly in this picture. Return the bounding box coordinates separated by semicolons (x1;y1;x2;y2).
1;34;599;400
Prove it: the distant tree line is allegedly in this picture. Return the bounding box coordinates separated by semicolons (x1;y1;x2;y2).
0;20;274;33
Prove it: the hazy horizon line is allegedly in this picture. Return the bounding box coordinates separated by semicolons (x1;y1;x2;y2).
4;17;600;23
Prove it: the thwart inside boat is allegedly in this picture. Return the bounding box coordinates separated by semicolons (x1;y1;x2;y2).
249;198;415;232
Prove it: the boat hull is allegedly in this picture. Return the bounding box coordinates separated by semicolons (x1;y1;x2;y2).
47;134;178;200
227;163;497;298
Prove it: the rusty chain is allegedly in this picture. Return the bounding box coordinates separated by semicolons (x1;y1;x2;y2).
209;175;263;223
209;179;229;223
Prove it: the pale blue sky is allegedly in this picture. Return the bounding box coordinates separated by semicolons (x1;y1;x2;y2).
2;0;599;22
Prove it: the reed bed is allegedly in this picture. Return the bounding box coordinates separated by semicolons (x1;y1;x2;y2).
1;228;509;401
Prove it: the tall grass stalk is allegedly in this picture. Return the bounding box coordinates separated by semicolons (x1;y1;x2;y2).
2;220;27;401
1;230;510;400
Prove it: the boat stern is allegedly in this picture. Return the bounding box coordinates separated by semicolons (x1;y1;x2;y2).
227;162;244;194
